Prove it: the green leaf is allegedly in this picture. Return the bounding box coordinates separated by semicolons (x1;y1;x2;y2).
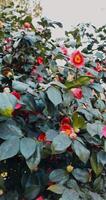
52;134;72;152
87;123;103;137
47;184;65;194
94;51;104;60
72;140;90;163
94;99;106;112
90;153;103;176
65;76;92;89
20;137;36;159
61;189;80;200
72;168;89;183
89;191;104;200
26;145;41;171
0;119;23;140
66;179;80;192
46;129;58;141
72;113;85;132
0;93;17;117
3;54;12;64
46;86;62;106
90;83;103;92
12;80;28;92
24;185;40;200
97;151;106;166
93;176;104;192
0;138;19;161
49;169;69;184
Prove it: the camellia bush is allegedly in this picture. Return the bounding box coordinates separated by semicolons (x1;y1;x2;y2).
0;5;106;200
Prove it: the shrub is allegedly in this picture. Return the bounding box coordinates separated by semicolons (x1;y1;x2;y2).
0;5;106;200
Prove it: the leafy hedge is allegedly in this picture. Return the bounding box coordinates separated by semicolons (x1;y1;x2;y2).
0;5;106;200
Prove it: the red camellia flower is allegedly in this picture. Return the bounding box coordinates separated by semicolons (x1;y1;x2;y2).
95;63;103;72
70;50;85;68
31;66;38;76
60;124;77;140
37;57;44;65
61;47;68;55
86;72;94;84
71;88;83;99
102;126;106;138
24;22;31;29
37;133;46;142
60;124;74;136
4;37;12;43
37;75;44;83
60;117;71;125
11;91;22;110
36;196;44;200
11;91;21;100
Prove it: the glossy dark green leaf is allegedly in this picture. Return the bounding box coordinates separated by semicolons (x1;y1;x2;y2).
49;169;69;184
90;153;103;176
20;137;36;159
72;140;90;163
52;134;72;152
46;86;62;106
0;138;19;161
0;119;23;140
24;185;40;200
87;122;103;137
72;168;89;183
61;189;80;200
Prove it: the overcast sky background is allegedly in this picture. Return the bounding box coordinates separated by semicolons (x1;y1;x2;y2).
41;0;106;37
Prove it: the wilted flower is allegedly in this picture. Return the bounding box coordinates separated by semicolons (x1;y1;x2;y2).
1;67;14;79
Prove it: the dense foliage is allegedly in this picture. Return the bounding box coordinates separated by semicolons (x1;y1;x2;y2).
0;5;106;200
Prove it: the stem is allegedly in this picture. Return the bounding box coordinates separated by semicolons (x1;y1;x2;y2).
75;68;78;80
104;140;106;152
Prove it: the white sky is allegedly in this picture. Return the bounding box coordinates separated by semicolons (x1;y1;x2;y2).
41;0;106;37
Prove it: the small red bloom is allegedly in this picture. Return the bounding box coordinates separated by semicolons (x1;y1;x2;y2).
95;63;103;72
37;133;46;142
102;126;106;138
70;50;85;68
61;47;68;55
24;22;31;29
37;57;44;65
60;123;77;140
31;66;38;76
60;117;71;125
37;75;44;83
86;72;94;84
71;88;83;99
36;196;44;200
4;37;12;43
11;91;21;100
60;124;74;136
